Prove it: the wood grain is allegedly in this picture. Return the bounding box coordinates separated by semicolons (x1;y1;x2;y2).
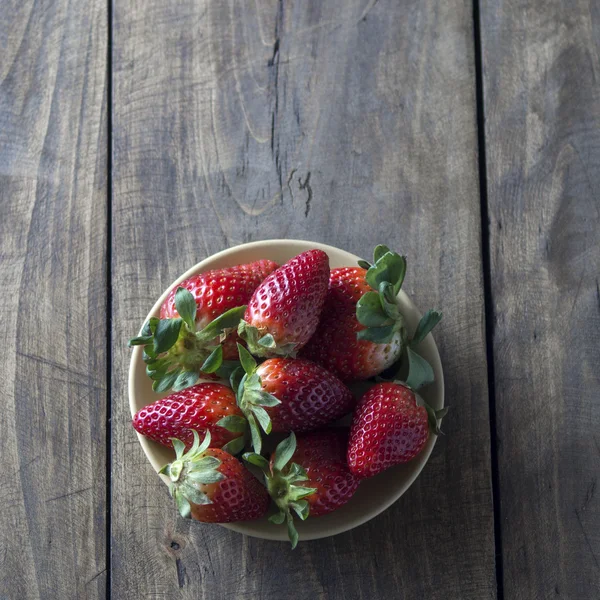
112;0;496;598
0;0;107;598
481;0;600;597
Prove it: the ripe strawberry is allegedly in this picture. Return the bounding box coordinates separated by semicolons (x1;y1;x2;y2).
244;430;359;547
132;382;246;454
160;431;269;523
129;259;278;393
238;249;329;357
233;344;355;453
347;381;447;479
302;245;441;381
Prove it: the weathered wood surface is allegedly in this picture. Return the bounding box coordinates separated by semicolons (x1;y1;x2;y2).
481;0;600;597
112;0;495;598
0;0;108;598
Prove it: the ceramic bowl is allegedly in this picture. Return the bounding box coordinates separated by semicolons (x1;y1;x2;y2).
129;239;444;542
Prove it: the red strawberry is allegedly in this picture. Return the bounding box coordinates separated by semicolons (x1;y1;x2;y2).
233;344;355;453
129;259;278;393
244;430;359;547
303;245;441;381
238;250;329;357
347;381;447;479
132;382;246;454
160;431;269;523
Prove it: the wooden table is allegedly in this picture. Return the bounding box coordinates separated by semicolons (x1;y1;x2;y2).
1;0;599;598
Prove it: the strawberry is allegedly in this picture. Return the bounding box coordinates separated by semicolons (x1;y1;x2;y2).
302;245;441;381
129;259;278;393
233;344;355;453
160;431;269;523
132;382;247;455
347;381;447;479
238;249;329;358
244;430;359;547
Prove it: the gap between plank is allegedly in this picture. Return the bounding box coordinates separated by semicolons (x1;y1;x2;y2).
106;0;114;595
472;0;505;598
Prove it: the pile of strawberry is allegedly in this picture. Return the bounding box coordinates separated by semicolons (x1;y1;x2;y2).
130;246;446;547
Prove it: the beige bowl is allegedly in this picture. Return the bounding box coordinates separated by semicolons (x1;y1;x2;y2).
129;239;444;542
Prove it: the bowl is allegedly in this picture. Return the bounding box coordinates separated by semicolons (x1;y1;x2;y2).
129;239;444;542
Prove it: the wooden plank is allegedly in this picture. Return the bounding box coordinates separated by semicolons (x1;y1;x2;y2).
481;0;600;597
112;0;496;597
0;0;107;598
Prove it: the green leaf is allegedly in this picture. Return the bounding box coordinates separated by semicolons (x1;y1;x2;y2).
152;369;182;393
411;310;443;346
405;347;435;390
153;318;183;354
378;282;401;319
143;346;157;361
217;415;248;433
221;436;246;456
289;485;317;501
175;287;197;331
419;401;448;435
356;292;393;327
373;244;391;263
186;470;224;484
189;455;221;470
242;452;270;470
173;370;200;391
273;433;296;472
357;325;395;344
197;430;212;454
198;305;247;341
357;259;371;270
175;492;192;519
286;462;308;482
215;360;241;381
229;366;245;395
257;334;276;348
237;343;257;375
268;511;286;525
251;390;281;407
366;251;407;295
188;429;201;455
247;413;262;454
286;513;299;549
290;500;310;521
171;438;186;460
180;482;211;505
252;405;272;434
128;334;153;347
200;345;223;374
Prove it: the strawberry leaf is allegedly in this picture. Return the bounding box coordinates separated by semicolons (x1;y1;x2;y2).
153;319;182;354
251;390;281;407
373;244;391;262
357;325;395;344
242;452;270;470
247;413;263;454
273;433;296;472
173;370;200;391
152;369;182;392
175;287;197;331
290;500;310;521
237;343;257;375
198;305;246;342
175;492;192;519
252;405;272;434
286;513;299;549
229;366;245;395
217;415;248;433
411;310;443;346
221;436;246;456
258;334;276;349
405;347;435;390
357;259;371;269
200;345;223;374
268;511;286;525
356;292;393;327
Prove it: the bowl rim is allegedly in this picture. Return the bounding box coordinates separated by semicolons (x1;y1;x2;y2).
128;239;444;542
